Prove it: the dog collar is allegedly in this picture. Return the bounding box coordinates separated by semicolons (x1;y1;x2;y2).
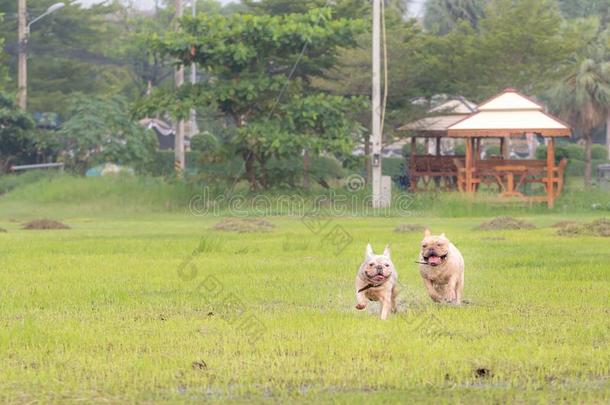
357;282;385;293
357;284;376;293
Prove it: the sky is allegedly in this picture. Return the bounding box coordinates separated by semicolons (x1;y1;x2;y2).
77;0;238;12
77;0;424;16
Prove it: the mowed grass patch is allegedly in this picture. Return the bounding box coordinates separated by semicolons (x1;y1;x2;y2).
0;215;608;402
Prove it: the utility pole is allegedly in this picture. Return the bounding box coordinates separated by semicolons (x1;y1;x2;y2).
17;0;27;109
189;0;197;139
371;0;382;208
606;114;610;160
174;0;186;175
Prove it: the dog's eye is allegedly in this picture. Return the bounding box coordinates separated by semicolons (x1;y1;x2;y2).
384;264;389;267
422;244;427;248
369;263;374;266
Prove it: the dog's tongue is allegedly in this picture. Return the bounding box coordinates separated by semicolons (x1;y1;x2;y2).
428;256;442;265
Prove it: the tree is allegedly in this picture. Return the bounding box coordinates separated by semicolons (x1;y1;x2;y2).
141;8;365;189
549;43;610;186
0;14;9;90
0;92;35;171
0;0;136;114
471;0;570;97
58;95;158;174
423;0;485;35
557;0;609;24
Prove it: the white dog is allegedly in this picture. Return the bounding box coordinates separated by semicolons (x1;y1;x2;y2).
355;244;399;320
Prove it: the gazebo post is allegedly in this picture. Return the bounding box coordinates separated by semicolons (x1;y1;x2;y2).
546;137;555;208
424;138;430;155
409;136;417;191
500;137;506;158
465;137;473;192
475;138;481;160
411;136;416;157
435;137;441;156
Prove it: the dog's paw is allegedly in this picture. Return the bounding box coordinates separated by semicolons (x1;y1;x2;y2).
355;303;366;310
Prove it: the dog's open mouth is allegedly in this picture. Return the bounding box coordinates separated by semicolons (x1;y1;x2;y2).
424;254;446;266
369;274;387;283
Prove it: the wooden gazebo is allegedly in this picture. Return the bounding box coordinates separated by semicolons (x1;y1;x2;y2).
447;89;571;208
397;98;476;191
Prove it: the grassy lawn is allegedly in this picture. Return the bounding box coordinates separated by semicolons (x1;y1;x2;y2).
0;208;608;402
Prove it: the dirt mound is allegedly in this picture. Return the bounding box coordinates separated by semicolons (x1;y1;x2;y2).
557;218;610;237
551;220;580;228
213;218;275;233
394;223;425;233
22;219;70;230
475;216;535;231
0;227;6;233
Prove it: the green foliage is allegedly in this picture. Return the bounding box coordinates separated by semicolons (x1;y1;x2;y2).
546;25;610;184
401;140;426;156
0;0;135;114
592;143;609;160
58;95;157;174
536;143;585;161
0;169;57;195
469;0;569;96
0;13;9;89
141;8;365;189
535;143;610;176
264;155;347;188
423;0;485;35
0;174;194;214
485;144;501;156
0;92;35;171
565;158;610;176
557;0;610;20
144;150;204;177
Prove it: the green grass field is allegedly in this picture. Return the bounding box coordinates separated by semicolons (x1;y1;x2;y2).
0;176;609;403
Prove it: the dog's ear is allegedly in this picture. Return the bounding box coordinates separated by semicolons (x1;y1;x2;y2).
424;228;431;237
365;243;374;260
383;245;391;258
440;232;446;239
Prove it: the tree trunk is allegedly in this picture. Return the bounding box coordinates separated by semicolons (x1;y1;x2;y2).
244;151;257;190
258;154;269;189
584;133;593;187
606;114;610;161
302;149;310;189
364;134;371;184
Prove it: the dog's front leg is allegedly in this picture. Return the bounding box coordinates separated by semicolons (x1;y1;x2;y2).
379;290;392;320
390;285;399;313
423;277;444;302
355;291;368;310
446;276;459;304
355;277;368;310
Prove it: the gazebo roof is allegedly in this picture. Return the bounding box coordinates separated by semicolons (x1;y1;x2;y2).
397;114;467;136
428;98;477;114
447;89;571;137
398;97;477;137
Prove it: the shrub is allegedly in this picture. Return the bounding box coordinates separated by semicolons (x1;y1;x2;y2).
485;145;501;157
566;159;610;177
382;157;406;178
536;143;585;162
401;140;425;156
145;150;202;177
265;156;346;188
592;144;608;160
454;143;465;156
59;95;158;174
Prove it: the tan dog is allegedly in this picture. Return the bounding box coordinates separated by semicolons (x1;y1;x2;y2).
418;229;464;304
355;244;398;320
